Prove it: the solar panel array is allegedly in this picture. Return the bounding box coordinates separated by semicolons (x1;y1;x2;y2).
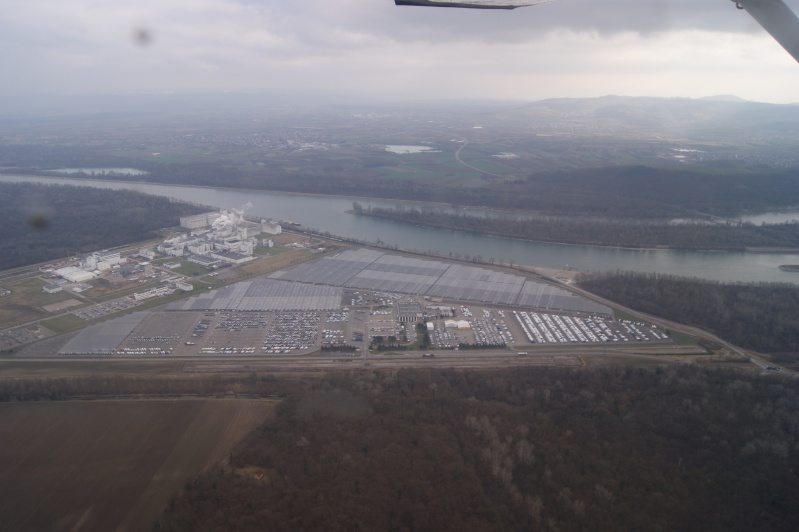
516;281;611;315
59;312;148;354
270;248;382;285
427;264;525;305
345;255;449;293
169;280;342;311
269;248;611;315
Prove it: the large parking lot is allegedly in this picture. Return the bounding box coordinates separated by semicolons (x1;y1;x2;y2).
88;286;671;357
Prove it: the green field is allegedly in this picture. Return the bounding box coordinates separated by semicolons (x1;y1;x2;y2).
40;314;86;334
172;261;208;277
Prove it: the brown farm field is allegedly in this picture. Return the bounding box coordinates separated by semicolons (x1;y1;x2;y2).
0;399;276;532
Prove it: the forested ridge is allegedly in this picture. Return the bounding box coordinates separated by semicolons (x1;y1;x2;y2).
579;272;799;356
354;205;799;250
0;183;206;270
155;366;799;532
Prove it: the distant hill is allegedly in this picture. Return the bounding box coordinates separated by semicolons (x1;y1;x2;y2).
492;95;799;137
699;95;749;103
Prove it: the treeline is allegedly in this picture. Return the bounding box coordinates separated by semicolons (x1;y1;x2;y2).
371;344;408;352
0;373;296;402
155;366;799;531
0;183;207;270
579;271;799;355
355;205;799;250
320;345;357;353
458;342;507;350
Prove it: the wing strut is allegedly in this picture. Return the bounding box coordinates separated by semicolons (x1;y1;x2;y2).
394;0;552;9
734;0;799;62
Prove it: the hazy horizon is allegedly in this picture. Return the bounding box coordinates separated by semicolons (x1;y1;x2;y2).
0;91;795;118
2;0;798;110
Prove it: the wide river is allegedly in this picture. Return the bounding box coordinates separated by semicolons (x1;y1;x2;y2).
3;174;799;284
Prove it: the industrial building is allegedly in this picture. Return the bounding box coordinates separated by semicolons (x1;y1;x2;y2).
209;250;255;265
83;251;125;272
133;286;174;301
261;220;282;235
187;255;225;269
138;248;156;260
180;212;222;230
161;208;276;267
55;267;95;283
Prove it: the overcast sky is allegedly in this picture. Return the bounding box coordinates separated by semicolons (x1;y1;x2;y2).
1;0;798;106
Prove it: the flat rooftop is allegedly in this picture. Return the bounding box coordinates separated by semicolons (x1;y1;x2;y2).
271;248;611;316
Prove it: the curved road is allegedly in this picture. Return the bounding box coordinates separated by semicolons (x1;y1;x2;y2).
452;135;518;180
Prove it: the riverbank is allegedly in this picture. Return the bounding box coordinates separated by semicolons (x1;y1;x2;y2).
350;208;799;254
2;172;797;284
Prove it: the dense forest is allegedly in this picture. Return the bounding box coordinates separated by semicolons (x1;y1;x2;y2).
155;366;799;531
0;182;206;270
354;205;799;250
579;272;799;358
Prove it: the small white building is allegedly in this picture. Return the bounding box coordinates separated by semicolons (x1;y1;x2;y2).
175;281;193;292
43;284;63;294
162;246;184;257
133;286;173;301
138;248;156;260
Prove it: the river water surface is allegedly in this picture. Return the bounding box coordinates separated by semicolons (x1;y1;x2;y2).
2;174;798;284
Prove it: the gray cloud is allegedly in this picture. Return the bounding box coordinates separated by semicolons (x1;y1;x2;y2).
0;0;796;104
269;0;769;44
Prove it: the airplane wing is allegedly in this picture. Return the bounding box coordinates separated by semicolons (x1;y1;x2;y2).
395;0;799;64
733;0;799;63
395;0;552;9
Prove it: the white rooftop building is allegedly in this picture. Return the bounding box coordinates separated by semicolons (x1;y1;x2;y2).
55;267;95;283
262;220;282;235
180;212;222;230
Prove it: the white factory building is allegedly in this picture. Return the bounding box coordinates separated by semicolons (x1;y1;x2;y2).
180;212;222;230
55;267;95;283
83;251;125;272
175;281;193;292
261;220;282;235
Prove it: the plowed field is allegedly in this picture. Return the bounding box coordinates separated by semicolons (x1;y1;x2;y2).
0;399;276;531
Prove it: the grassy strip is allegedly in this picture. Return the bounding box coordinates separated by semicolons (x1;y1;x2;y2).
41;314;86;334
